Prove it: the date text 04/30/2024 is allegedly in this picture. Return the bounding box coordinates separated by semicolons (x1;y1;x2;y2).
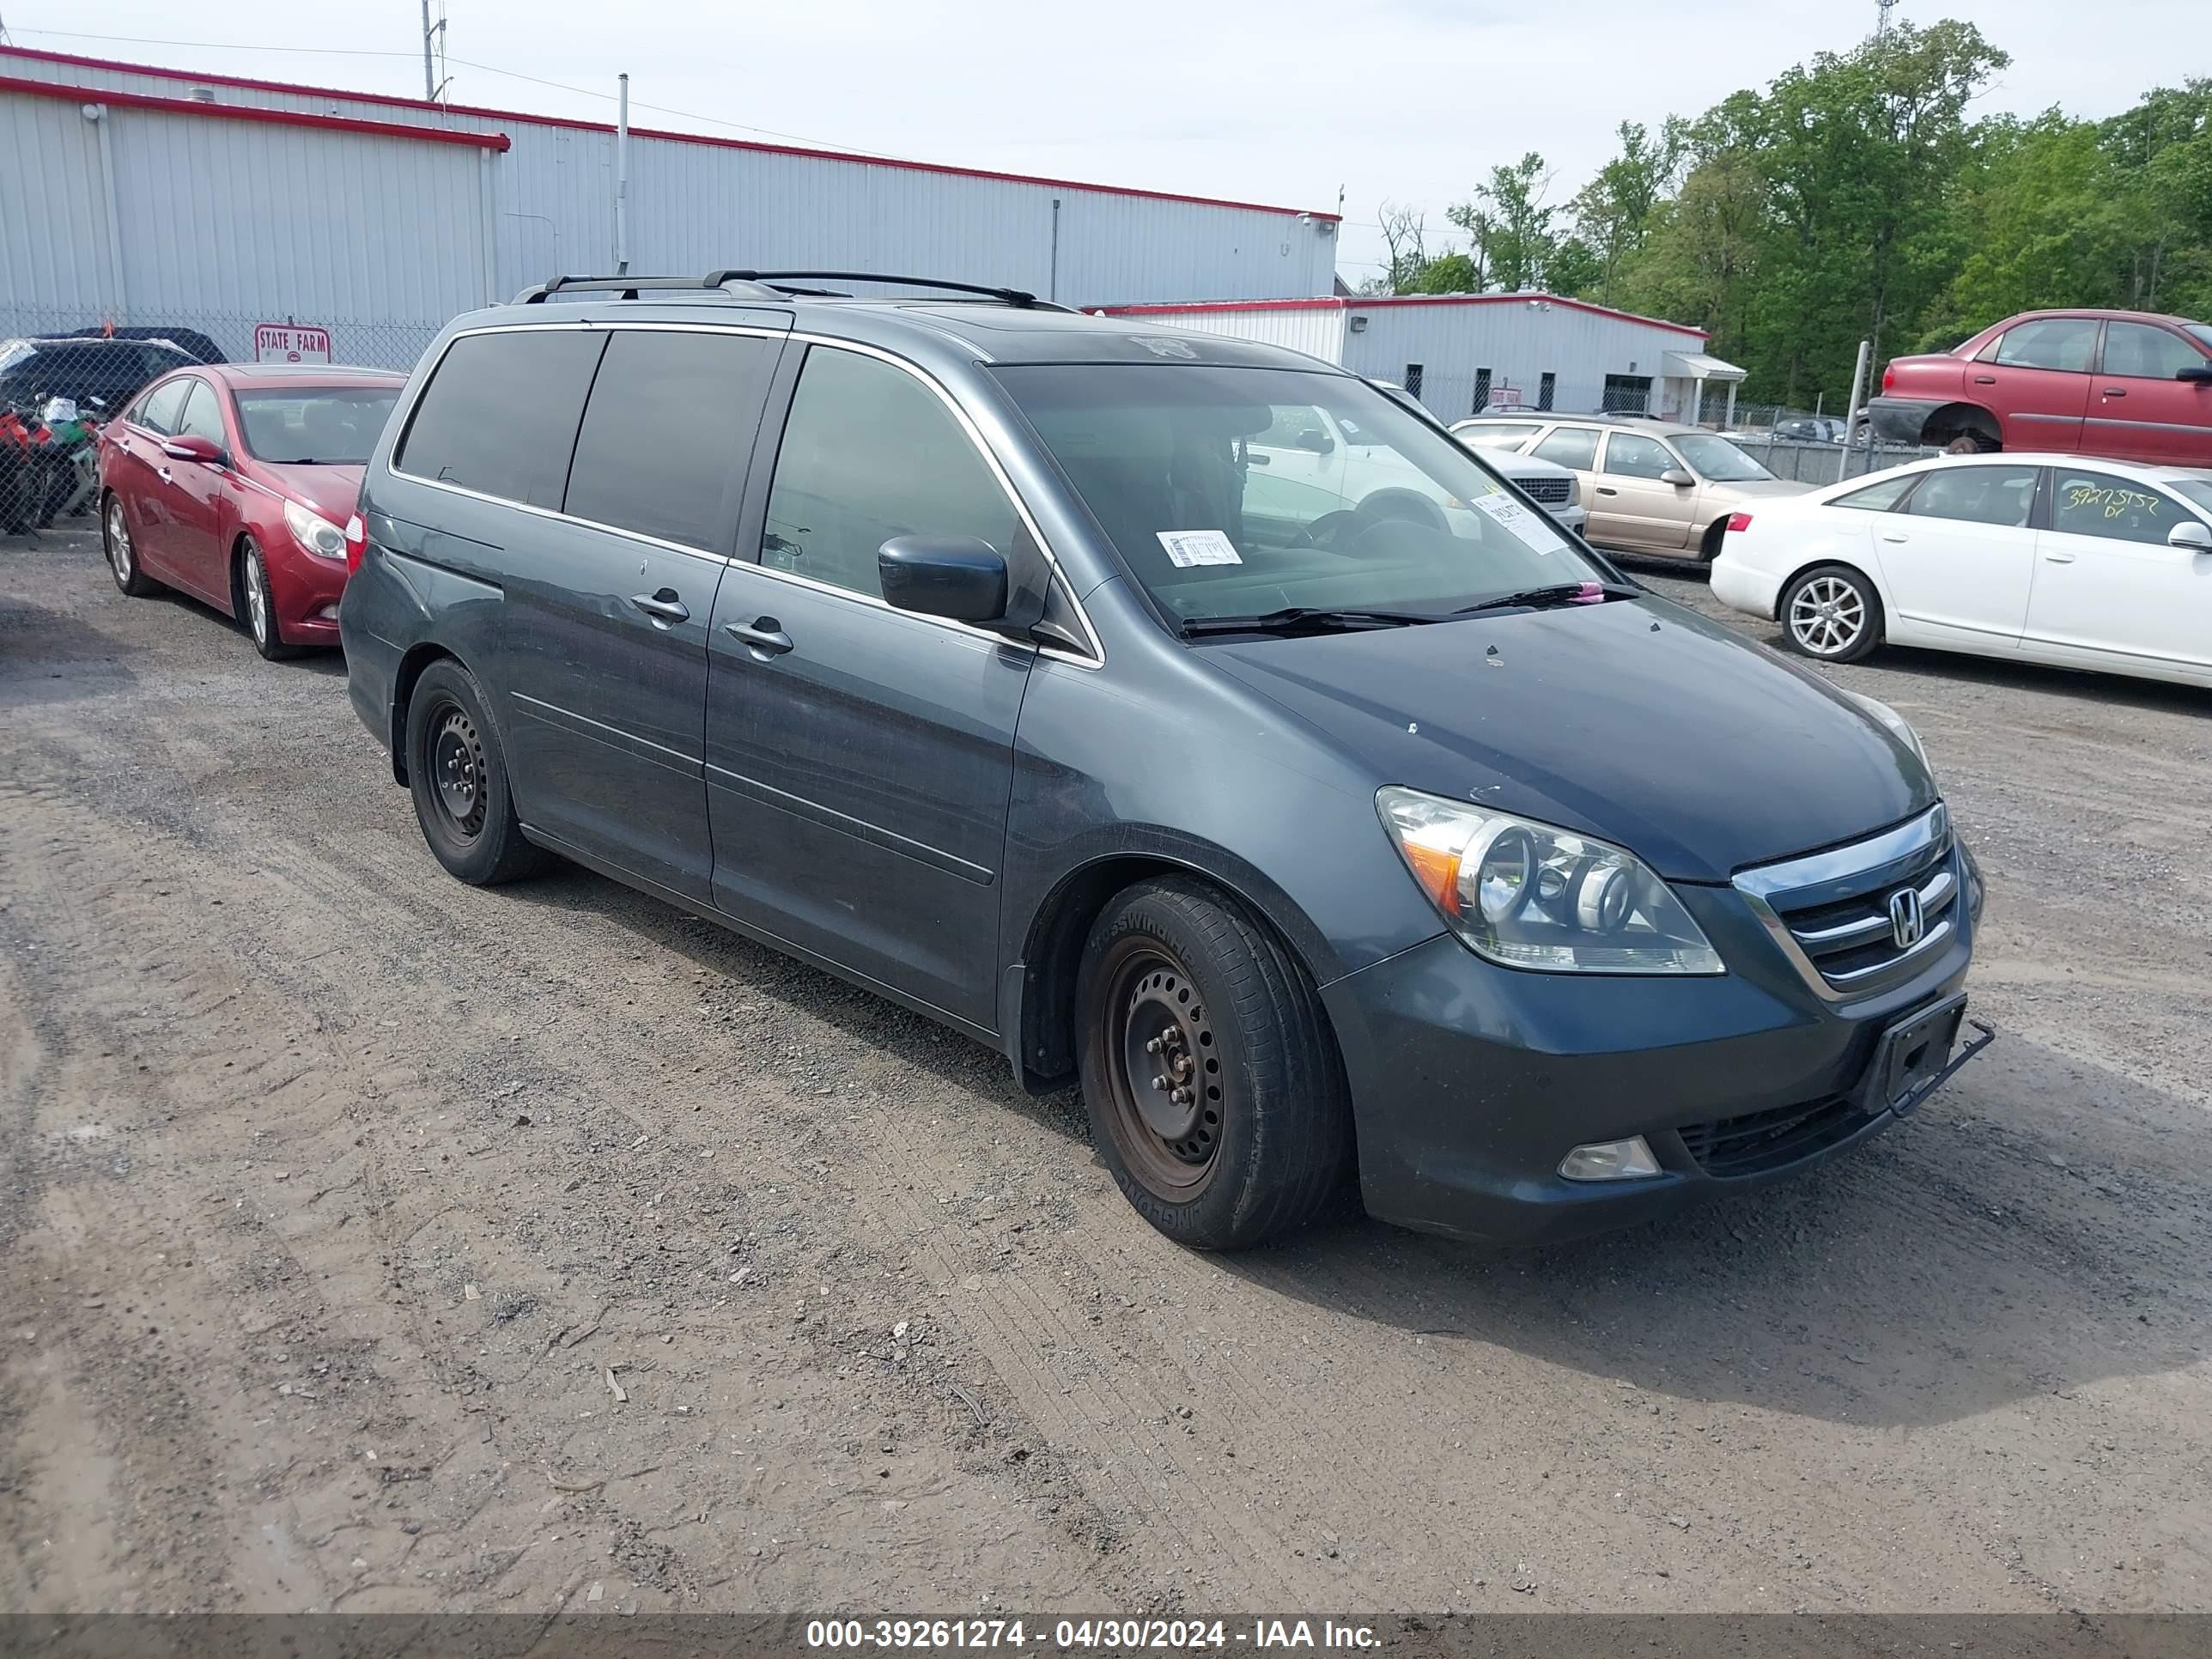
805;1620;1380;1650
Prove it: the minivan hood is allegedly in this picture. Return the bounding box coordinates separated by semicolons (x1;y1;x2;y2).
257;461;365;526
1207;596;1935;882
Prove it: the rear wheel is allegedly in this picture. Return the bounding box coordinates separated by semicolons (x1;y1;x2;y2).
1077;878;1350;1249
1944;431;1999;455
103;493;160;596
403;659;545;885
1780;563;1883;664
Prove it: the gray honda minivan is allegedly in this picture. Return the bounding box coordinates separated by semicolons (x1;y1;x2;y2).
339;271;1990;1250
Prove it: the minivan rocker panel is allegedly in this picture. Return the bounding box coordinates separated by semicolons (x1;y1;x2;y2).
341;275;1986;1253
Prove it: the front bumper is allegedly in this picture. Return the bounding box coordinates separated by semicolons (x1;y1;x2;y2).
1322;844;1984;1246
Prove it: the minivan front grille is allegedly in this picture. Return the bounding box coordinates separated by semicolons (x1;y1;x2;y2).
1510;474;1571;506
1679;1094;1863;1176
1733;806;1958;999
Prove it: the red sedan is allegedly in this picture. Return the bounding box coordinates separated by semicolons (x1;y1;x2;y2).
98;363;404;658
1869;307;2212;465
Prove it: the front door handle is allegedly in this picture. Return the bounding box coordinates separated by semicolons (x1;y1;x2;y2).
2101;387;2126;398
156;466;173;485
1595;485;1620;496
629;588;690;626
1973;374;1996;385
726;617;794;658
2044;550;2077;564
1880;531;1909;543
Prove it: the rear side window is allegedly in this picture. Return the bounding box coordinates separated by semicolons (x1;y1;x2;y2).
1906;465;2038;527
1531;426;1599;469
563;330;781;549
137;378;190;436
758;346;1018;601
1831;474;1917;512
397;329;606;508
1992;319;2097;372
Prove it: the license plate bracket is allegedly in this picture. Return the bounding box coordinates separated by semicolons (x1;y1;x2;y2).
1863;993;1994;1118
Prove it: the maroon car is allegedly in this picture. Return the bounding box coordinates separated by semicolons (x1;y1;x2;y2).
97;363;404;658
1869;307;2212;465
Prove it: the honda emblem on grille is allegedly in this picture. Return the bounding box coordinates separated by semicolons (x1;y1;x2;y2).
1887;887;1925;949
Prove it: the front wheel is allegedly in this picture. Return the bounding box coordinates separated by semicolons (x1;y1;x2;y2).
1076;878;1351;1249
1780;563;1884;664
237;537;301;660
403;659;546;885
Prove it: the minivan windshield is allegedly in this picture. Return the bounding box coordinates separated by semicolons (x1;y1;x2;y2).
994;364;1604;628
1673;433;1775;482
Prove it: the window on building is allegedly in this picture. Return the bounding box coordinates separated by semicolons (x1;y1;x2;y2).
1471;368;1492;414
1601;374;1652;416
1403;363;1425;400
563;329;781;549
397;328;607;509
1537;372;1557;411
761;345;1020;601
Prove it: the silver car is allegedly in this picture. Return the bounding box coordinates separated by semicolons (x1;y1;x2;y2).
1452;416;1814;560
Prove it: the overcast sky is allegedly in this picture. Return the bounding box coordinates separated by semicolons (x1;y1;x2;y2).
4;0;2203;280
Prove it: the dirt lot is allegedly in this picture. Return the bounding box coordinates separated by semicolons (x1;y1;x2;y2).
3;522;2209;1617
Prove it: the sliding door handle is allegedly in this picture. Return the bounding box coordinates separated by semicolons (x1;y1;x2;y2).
629;589;690;625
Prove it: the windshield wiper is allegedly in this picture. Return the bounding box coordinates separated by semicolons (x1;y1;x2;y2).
1179;605;1443;639
1448;580;1641;617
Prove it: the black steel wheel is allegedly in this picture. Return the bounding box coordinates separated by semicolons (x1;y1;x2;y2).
403;659;545;885
1077;877;1351;1249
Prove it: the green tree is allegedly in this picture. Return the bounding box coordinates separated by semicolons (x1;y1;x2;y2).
1571;119;1686;303
1448;154;1558;291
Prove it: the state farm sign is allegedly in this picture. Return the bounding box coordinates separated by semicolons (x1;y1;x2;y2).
254;324;332;365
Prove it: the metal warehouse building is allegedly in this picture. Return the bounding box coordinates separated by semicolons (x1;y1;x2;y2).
1102;294;1747;426
0;45;1341;367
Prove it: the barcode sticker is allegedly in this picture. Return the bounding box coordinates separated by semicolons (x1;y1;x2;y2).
1470;490;1567;553
1156;530;1243;568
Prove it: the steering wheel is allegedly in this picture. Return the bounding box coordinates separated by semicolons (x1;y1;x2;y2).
1293;510;1363;550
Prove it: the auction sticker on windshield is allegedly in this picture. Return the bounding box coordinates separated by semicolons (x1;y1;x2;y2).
1470;491;1567;553
1157;530;1243;568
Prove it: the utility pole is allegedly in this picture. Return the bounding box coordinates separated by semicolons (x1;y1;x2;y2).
420;0;447;100
1873;0;1899;35
614;73;630;275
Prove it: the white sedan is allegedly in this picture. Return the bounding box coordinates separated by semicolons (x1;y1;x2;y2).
1711;452;2212;688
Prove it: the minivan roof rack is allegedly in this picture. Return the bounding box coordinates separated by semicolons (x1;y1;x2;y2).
708;270;1072;310
514;273;787;303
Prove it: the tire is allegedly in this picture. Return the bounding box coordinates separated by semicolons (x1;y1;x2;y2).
102;491;161;596
1075;877;1352;1249
235;537;302;660
403;659;546;885
1944;431;1998;455
1780;563;1884;664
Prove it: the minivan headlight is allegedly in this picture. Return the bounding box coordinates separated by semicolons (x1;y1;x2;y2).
1376;786;1723;975
284;499;347;561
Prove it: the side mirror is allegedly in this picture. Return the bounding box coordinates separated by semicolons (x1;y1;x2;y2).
161;433;228;467
878;535;1008;623
2168;520;2212;551
1660;467;1696;487
1295;429;1335;455
2178;364;2212;385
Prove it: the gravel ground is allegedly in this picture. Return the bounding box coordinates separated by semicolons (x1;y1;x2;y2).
2;524;2207;1616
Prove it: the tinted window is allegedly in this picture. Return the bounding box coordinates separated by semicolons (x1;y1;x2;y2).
2051;469;2183;544
1832;474;1918;511
173;380;227;445
397;329;606;508
761;346;1019;600
1993;319;2098;372
1602;432;1675;479
2103;321;2206;380
1455;422;1540;451
563;330;779;549
1673;433;1774;481
2172;477;2212;516
1531;426;1600;469
137;378;190;436
1906;465;2038;527
236;386;402;465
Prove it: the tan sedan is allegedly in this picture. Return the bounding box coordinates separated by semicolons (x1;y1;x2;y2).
1452;416;1814;560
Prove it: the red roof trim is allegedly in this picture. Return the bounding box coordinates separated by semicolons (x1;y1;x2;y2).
0;70;511;150
1105;292;1709;340
0;45;1337;222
